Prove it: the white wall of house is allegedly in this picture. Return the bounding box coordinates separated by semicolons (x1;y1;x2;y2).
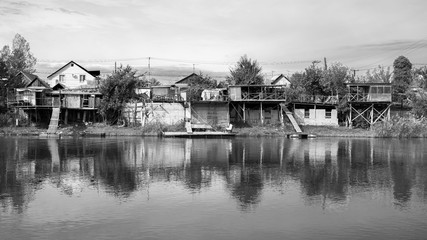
47;62;95;88
272;78;291;87
294;108;338;126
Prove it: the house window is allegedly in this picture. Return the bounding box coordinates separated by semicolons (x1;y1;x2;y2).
384;86;391;93
304;109;310;118
80;75;86;82
82;95;89;107
325;109;332;119
59;75;65;82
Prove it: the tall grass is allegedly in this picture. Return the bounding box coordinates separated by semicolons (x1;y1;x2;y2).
373;116;427;138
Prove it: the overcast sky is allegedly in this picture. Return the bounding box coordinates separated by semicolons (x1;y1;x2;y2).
1;0;427;80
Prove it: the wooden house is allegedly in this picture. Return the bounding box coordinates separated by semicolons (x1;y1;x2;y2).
228;85;289;101
175;73;200;84
50;88;103;124
12;77;52;107
346;83;392;128
46;61;100;88
9;71;41;87
151;85;186;102
347;83;392;102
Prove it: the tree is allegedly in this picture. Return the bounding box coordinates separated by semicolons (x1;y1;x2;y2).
227;55;264;85
302;65;324;96
366;65;392;83
412;66;427;89
185;72;217;101
135;77;161;88
321;62;351;96
392;56;412;102
0;34;37;88
98;65;140;124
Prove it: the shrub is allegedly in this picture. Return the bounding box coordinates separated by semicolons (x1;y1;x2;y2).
373;116;427;137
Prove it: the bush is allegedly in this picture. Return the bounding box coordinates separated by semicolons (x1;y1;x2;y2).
0;113;11;126
373;116;427;137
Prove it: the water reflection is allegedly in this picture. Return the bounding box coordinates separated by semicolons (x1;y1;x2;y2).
1;137;427;213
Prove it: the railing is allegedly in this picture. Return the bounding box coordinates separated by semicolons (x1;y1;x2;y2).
294;95;339;104
346;92;392;102
241;91;288;100
347;92;369;102
152;94;185;102
7;96;101;109
238;91;338;104
7;96;58;108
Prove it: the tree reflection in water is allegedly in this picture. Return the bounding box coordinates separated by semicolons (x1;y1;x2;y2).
0;137;426;213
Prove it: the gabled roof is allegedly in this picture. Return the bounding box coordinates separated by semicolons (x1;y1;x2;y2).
47;61;100;78
52;83;67;90
21;71;39;82
271;74;290;85
11;71;39;84
175;73;199;84
25;77;50;88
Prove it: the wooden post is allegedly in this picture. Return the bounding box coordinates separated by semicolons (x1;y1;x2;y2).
243;102;246;123
83;111;87;122
370;104;374;129
349;104;352;128
387;105;391;121
64;109;68;124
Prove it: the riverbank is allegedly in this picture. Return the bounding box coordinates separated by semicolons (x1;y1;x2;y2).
0;123;374;138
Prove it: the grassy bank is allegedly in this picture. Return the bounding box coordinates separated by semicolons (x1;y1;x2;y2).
3;120;423;138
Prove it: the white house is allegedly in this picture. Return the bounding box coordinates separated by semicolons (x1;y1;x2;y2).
270;74;291;87
47;61;100;89
293;104;338;126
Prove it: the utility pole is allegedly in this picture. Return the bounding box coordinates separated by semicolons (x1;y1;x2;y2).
114;62;117;73
193;64;195;73
324;57;327;70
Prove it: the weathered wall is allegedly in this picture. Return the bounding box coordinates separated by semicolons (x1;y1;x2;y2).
294;108;338;126
191;102;229;128
244;109;280;125
123;102;186;125
65;95;81;108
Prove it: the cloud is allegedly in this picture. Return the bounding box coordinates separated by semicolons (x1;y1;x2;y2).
0;6;23;15
357;40;427;52
44;7;85;15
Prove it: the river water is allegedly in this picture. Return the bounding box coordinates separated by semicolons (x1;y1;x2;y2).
0;136;426;240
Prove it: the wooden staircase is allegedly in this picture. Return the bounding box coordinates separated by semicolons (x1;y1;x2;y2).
47;108;60;134
282;105;302;133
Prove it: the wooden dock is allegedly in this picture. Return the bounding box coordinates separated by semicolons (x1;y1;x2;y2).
163;131;236;138
286;132;317;139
